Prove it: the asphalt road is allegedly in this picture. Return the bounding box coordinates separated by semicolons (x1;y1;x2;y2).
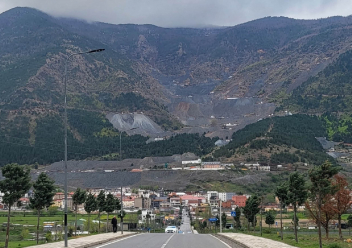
92;233;231;248
179;207;192;234
92;210;235;248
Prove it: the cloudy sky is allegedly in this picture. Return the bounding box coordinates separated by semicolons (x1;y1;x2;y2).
0;0;351;27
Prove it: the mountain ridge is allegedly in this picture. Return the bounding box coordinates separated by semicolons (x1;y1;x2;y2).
1;7;352;165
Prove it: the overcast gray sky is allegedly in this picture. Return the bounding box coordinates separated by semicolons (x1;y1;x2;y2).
0;0;351;27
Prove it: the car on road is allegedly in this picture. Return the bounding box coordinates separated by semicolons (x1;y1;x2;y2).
165;226;178;233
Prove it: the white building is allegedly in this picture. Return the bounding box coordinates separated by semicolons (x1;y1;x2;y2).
0;191;4;204
258;166;270;171
218;192;237;202
218;193;227;202
140;210;156;223
207;191;218;203
182;159;201;165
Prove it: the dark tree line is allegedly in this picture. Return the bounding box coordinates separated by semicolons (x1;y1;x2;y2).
0;110;217;166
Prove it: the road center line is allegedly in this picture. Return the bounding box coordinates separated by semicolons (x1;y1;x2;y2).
95;233;142;248
161;233;176;248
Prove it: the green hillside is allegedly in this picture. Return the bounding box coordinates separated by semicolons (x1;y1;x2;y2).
0;108;216;166
280;49;352;113
213;115;334;166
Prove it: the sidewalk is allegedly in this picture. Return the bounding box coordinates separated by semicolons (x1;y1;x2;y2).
217;233;296;248
28;232;136;248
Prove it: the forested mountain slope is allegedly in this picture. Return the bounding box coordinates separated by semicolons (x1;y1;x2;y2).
213;115;333;166
2;7;352;166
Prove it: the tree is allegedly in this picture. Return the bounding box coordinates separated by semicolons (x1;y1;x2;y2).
0;164;31;248
243;195;260;231
265;211;275;228
234;207;241;229
330;174;352;239
221;212;227;228
286;172;308;243
29;173;56;244
72;188;86;236
96;190;106;232
104;193;117;233
84;193;97;233
275;182;288;240
305;195;335;239
308;161;339;248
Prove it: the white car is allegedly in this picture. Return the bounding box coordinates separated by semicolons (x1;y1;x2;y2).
165;226;178;233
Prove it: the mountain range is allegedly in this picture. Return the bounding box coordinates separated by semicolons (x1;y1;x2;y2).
2;7;352;165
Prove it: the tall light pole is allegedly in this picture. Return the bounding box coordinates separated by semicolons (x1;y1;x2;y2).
219;199;222;233
119;127;138;234
63;48;104;247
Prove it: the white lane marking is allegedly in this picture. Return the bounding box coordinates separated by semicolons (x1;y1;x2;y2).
161;233;176;248
94;233;142;248
210;234;231;248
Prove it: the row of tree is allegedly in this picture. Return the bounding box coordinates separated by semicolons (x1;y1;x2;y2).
241;161;349;248
72;188;124;235
0;163;124;248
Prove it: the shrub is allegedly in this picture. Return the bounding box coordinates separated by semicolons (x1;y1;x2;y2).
68;226;74;237
20;228;29;240
328;244;342;248
45;231;52;242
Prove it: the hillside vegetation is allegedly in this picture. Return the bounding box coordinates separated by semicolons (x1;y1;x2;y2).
281;49;352;113
213;115;333;165
2;8;352;166
0;108;216;166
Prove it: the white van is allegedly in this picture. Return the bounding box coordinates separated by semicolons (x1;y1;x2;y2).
165;226;178;233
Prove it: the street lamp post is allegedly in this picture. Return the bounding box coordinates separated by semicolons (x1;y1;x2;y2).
63;48;104;247
119;127;138;234
219;199;222;233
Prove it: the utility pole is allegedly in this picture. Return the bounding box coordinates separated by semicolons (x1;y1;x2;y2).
260;195;263;236
120;186;123;234
219;199;222;233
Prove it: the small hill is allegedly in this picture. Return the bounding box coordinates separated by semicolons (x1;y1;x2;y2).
213;114;333;166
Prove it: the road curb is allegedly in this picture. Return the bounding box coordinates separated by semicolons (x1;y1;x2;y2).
76;233;137;248
214;234;249;248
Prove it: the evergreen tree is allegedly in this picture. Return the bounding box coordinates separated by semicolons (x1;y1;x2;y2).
104;193;116;232
84;193;97;233
29;173;56;244
265;211;275;229
72;188;86;236
221;212;227;228
96;190;106;233
275;182;288;240
243;195;260;231
234;207;241;229
308;161;339;248
286;172;307;243
0;164;31;248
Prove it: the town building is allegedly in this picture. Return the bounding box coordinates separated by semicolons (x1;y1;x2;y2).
232;195;247;207
134;197;151;209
